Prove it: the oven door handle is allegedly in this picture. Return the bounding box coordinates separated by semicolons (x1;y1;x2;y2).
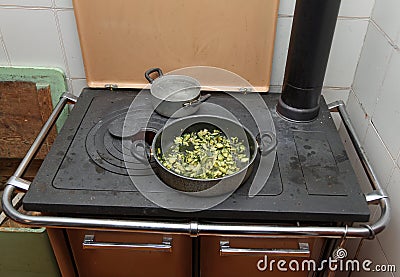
83;235;172;252
219;241;310;258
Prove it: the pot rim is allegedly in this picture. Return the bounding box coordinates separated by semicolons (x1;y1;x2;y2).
151;115;258;182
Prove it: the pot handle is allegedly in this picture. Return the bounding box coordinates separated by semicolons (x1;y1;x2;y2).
256;131;277;156
183;93;211;108
145;68;163;83
130;140;153;164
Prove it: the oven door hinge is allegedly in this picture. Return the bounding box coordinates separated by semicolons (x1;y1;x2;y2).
105;84;118;90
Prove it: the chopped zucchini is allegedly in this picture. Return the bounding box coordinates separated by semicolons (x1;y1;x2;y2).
158;129;250;179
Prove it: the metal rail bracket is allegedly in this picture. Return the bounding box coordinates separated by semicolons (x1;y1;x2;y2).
365;189;389;205
6;176;31;191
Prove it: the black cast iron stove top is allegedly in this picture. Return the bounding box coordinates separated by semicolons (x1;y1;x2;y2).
23;89;370;223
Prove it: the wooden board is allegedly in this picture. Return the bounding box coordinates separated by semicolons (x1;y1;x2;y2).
0;159;43;187
0;81;57;160
0;66;69;132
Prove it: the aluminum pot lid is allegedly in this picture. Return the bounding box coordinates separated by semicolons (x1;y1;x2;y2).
151;75;200;101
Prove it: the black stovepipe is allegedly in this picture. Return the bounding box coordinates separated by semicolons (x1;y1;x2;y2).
277;0;342;122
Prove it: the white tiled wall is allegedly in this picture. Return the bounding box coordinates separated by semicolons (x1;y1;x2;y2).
0;0;52;8
0;0;373;97
346;90;370;141
351;239;394;277
363;123;396;186
0;8;65;68
348;0;400;275
270;0;373;94
372;50;400;158
0;0;85;95
324;18;368;88
371;0;400;46
352;23;393;119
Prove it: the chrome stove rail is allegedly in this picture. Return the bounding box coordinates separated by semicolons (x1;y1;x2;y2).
1;94;390;239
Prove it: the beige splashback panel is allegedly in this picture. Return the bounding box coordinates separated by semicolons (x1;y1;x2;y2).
73;0;279;92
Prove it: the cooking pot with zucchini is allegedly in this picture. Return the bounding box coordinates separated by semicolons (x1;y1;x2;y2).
131;115;277;197
145;68;211;118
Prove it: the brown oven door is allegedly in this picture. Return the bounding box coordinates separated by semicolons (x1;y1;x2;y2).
200;235;325;277
67;229;191;277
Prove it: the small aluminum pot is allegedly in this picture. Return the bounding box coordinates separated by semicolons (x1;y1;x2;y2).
131;115;277;197
145;68;211;118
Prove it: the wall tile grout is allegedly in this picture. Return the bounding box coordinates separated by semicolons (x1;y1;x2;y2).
368;47;395;120
396;151;400;166
349;89;370;144
349;19;371;100
377;237;392;266
277;14;293;18
0;5;73;11
368;121;398;178
369;119;397;161
0;26;11;65
53;9;71;79
350;21;395;125
277;14;370;20
70;77;86;81
269;86;353;94
323;86;352;90
0;5;52;9
53;7;73;12
386;163;397;188
377;236;395;269
370;19;399;51
370;0;377;18
66;77;73;94
270;85;351;90
350;238;392;277
337;16;370;20
370;0;400;53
